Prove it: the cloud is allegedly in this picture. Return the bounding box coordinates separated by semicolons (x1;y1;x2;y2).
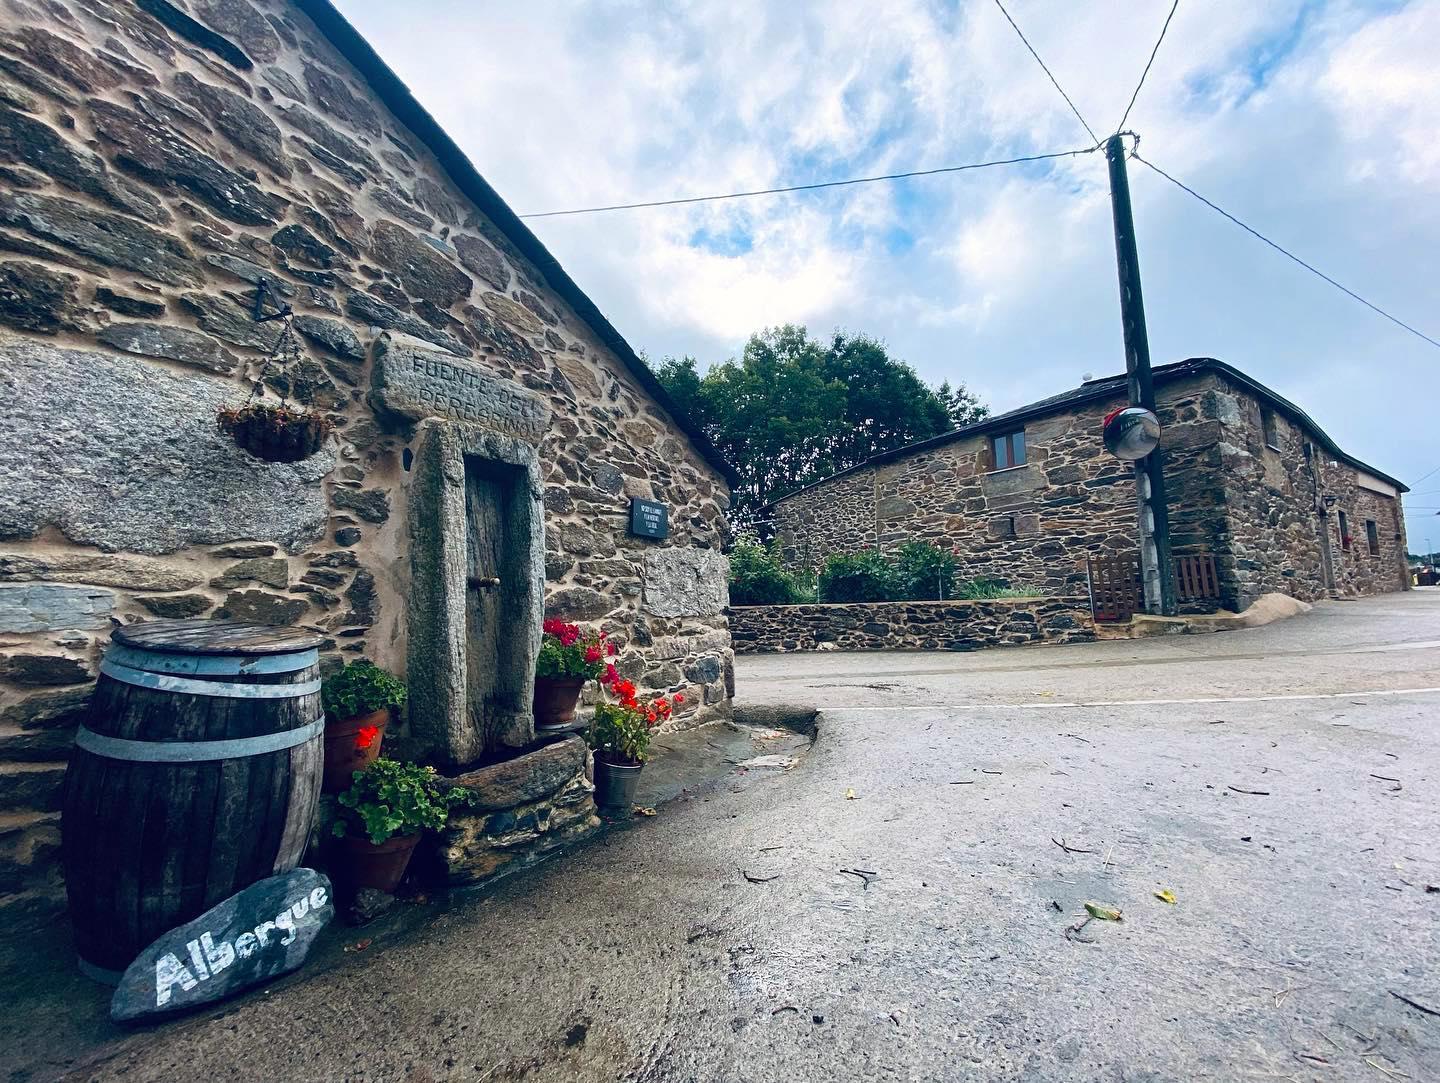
336;0;1440;544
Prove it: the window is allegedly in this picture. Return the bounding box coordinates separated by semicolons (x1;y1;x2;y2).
1366;520;1379;555
1262;408;1280;450
1338;510;1351;551
991;429;1026;471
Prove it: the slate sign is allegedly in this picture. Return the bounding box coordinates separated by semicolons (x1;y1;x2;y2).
110;868;334;1023
630;498;668;539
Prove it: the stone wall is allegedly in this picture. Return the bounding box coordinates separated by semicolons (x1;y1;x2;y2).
770;368;1408;613
0;0;730;917
731;598;1095;653
770;373;1228;600
1204;382;1408;607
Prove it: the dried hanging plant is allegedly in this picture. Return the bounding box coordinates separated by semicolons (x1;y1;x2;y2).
216;313;333;463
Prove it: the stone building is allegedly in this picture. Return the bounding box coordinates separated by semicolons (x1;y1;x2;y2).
767;357;1408;609
0;0;735;915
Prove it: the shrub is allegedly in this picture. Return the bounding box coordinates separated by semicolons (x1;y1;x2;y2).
894;541;959;601
536;619;616;680
322;660;407;722
819;549;899;602
330;758;467;845
728;537;805;605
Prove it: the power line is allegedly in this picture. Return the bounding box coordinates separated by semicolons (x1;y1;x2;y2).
1116;0;1180;134
1410;465;1440;488
518;146;1099;219
1133;153;1440;352
991;0;1100;147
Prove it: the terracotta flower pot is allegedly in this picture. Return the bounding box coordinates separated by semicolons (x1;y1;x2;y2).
533;675;586;728
337;831;420;894
592;755;644;809
322;708;389;793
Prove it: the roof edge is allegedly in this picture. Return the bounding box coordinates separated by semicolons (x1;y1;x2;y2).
292;0;739;488
765;357;1405;509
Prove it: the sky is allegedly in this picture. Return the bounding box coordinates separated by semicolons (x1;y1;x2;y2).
337;0;1440;551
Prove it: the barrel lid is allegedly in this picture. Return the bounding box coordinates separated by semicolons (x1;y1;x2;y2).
111;619;326;656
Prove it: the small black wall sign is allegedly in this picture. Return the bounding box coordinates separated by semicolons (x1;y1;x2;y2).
629;498;669;539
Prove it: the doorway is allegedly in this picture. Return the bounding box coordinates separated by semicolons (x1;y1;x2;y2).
407;420;545;769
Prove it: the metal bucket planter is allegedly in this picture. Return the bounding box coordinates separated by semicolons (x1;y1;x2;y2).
592;756;643;810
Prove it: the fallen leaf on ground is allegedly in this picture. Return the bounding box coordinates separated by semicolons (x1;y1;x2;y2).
1084;902;1123;922
845;788;857;800
632;805;657;816
343;938;373;953
1154;889;1177;904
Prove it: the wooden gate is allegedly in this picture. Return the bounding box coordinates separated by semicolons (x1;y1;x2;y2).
1087;552;1221;620
1087;554;1143;621
1172;553;1220;603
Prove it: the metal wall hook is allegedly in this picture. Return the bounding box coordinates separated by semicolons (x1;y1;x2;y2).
252;277;293;323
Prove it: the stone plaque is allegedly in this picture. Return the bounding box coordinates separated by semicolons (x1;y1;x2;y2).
110;869;334;1023
642;548;729;618
629;498;669;539
371;337;551;441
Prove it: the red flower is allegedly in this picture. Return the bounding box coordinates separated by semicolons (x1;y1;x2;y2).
673;693;685;704
584;644;602;664
606;641;617;657
604;663;618;684
354;724;380;751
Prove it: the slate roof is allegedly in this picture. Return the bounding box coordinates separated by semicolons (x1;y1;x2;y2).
767;356;1407;507
293;1;739;486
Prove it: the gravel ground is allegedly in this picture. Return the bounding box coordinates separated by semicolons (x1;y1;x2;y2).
27;592;1440;1081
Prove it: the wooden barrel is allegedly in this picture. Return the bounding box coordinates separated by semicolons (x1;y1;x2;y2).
62;619;325;981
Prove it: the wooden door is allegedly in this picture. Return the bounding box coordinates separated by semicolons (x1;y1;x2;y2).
465;464;508;748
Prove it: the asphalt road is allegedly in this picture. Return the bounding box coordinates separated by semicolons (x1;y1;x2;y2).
51;592;1440;1081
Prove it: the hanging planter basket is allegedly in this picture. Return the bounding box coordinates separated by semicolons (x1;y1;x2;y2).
215;288;333;463
218;402;333;463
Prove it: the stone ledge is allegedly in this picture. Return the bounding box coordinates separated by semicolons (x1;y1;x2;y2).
447;736;587;812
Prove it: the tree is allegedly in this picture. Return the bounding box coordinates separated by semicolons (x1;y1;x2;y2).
654;325;988;523
936;379;989;428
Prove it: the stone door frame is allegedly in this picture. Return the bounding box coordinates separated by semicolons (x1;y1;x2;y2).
406;418;544;768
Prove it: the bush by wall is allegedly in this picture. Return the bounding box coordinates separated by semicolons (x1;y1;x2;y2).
810;542;1037;604
728;538;811;605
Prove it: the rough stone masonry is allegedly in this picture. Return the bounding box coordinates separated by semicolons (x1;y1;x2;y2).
0;0;734;918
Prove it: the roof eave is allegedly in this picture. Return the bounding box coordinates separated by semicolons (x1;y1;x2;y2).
291;0;739;489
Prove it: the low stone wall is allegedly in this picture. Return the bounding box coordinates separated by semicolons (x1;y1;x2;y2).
730;598;1095;653
424;736;600;885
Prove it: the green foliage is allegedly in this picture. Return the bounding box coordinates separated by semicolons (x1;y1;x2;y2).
954;577;1037;600
818;549;899;602
935;380;990;428
331;758;466;846
894;541;959;601
587;703;655;765
321;660;406;722
652;325;987;526
728;536;807;605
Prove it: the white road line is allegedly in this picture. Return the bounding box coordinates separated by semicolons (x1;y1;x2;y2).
819;687;1440;711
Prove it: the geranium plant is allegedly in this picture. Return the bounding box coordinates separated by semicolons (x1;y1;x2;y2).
536;619;617;680
331;758;467;846
322;660;407;722
586;673;682;766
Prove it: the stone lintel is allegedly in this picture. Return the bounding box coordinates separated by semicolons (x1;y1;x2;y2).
370;335;551;442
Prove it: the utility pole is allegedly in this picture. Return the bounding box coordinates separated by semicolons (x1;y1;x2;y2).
1105;133;1177;616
